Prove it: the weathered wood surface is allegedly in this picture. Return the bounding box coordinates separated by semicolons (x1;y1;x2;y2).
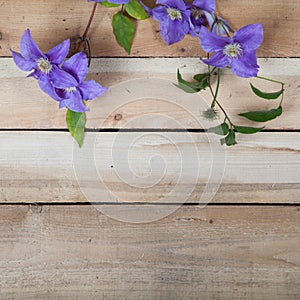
0;205;299;299
1;131;300;204
0;0;299;57
0;58;299;129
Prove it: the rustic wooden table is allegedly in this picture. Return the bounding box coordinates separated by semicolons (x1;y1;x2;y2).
0;0;299;299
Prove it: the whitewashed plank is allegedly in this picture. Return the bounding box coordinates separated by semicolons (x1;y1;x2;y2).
0;205;299;299
0;58;299;129
1;131;300;204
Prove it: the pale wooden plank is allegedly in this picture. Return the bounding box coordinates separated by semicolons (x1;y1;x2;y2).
0;0;299;57
1;131;300;204
0;205;299;299
0;58;299;129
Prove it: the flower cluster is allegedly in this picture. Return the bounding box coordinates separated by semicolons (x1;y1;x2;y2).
150;0;228;44
148;0;262;78
11;29;107;112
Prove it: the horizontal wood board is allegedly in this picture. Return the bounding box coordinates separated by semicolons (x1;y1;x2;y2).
1;131;300;204
0;205;299;299
0;58;299;130
0;0;299;57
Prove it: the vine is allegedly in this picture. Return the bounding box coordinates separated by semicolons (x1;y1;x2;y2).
11;0;284;146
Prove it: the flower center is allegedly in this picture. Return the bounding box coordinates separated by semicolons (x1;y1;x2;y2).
191;8;204;20
36;58;52;74
64;86;77;93
223;43;243;58
166;7;182;21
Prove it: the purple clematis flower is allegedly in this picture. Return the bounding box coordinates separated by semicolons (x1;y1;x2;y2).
199;23;263;78
88;0;130;4
54;52;108;112
11;29;78;96
187;0;229;36
152;0;191;45
188;0;215;36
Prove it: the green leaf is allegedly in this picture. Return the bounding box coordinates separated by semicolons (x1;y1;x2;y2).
112;11;135;54
207;123;229;136
175;69;209;93
125;0;149;20
66;109;86;148
239;106;282;122
234;125;264;134
220;130;237;146
193;73;209;83
101;1;120;7
250;83;284;100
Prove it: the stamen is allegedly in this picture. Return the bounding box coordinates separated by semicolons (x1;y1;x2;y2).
202;108;219;121
223;43;243;58
191;8;204;20
64;86;77;93
166;7;182;21
36;58;52;74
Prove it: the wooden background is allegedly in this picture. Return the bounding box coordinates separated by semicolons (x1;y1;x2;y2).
0;0;299;298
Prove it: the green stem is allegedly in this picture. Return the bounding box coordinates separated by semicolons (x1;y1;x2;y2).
207;69;233;128
220;21;230;37
256;75;285;86
211;69;221;108
215;100;233;128
279;92;284;106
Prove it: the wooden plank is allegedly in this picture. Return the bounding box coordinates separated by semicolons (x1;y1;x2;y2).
1;131;300;204
0;58;299;129
0;205;299;299
0;0;299;57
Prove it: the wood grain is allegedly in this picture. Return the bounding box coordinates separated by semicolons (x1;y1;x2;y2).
0;58;299;130
0;0;299;57
0;205;299;299
1;131;300;204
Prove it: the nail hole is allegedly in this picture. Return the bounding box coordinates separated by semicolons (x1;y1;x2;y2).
114;113;122;121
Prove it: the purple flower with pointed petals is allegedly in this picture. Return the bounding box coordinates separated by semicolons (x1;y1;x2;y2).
11;29;78;94
54;52;107;112
188;0;215;36
88;0;130;4
152;0;191;45
200;23;263;78
187;0;229;36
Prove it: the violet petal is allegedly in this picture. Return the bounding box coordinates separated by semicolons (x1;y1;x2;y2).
156;0;187;11
20;29;44;60
160;19;190;45
201;51;229;68
233;23;263;51
62;52;88;84
193;0;215;13
62;90;88;112
11;50;36;71
38;75;62;101
78;80;108;101
231;55;259;78
50;65;78;89
199;26;231;52
151;6;166;21
46;39;70;65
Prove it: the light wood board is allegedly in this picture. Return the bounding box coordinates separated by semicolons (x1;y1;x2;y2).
0;58;298;129
1;131;300;204
0;205;299;299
